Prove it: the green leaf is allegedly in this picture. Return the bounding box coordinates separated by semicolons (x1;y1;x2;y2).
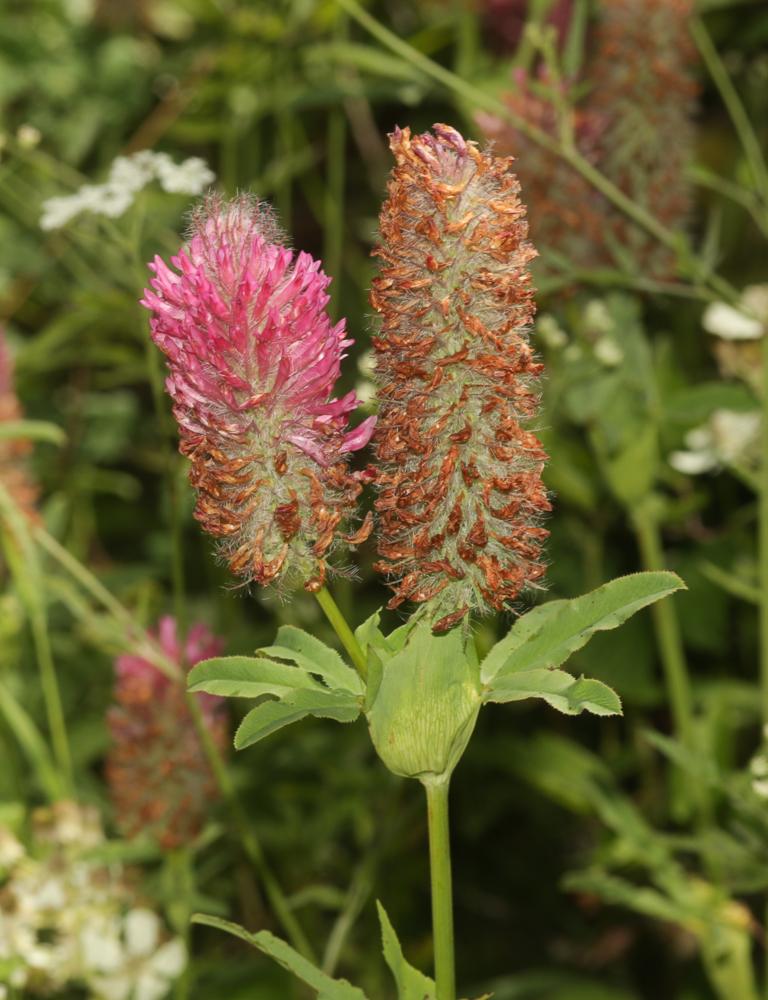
0;419;66;445
192;914;369;999
235;688;360;750
597;421;658;507
265;625;363;694
485;669;622;716
377;902;436;999
480;572;685;684
188;655;321;698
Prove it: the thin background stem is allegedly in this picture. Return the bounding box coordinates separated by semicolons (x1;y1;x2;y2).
631;505;695;754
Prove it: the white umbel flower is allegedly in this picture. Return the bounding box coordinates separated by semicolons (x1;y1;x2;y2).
703;285;768;341
670;409;761;475
87;909;186;1000
40;151;216;230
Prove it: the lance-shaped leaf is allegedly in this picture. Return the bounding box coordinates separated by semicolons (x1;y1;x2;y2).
188;655;324;699
484;669;622;716
192;914;369;999
480;572;685;684
377;902;436;1000
0;419;66;445
260;625;363;695
235;687;361;750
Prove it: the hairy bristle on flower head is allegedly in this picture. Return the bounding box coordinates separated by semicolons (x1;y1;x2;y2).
0;330;39;522
370;124;550;632
106;617;227;849
141;194;376;592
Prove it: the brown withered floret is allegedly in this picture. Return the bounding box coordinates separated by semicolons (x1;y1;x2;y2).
371;124;550;632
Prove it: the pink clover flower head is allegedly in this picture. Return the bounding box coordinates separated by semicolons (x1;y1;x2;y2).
141;193;375;591
107;616;228;849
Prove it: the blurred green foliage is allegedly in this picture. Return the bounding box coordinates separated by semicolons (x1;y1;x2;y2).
2;0;768;997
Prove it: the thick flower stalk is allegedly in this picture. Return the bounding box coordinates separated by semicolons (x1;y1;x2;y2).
141;195;375;592
106;617;227;849
0;330;38;521
589;0;698;279
371;125;550;632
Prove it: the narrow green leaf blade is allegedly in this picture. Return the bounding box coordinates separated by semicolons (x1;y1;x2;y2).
0;419;66;445
270;625;363;694
377;902;436;1000
192;914;369;999
188;655;320;698
481;572;685;683
234;689;360;750
485;669;622;716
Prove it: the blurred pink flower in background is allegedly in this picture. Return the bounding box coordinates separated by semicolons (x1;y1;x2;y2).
107;616;227;849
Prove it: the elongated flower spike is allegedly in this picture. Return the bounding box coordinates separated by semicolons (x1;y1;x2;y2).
141;194;376;592
107;616;227;849
589;0;698;279
371;124;550;632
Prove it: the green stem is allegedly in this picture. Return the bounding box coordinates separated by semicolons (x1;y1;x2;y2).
28;595;73;796
186;693;316;961
691;16;768;216
0;680;64;802
336;0;741;305
632;506;695;752
170;847;194;1000
425;779;455;1000
0;487;73;795
759;332;768;725
33;525;178;681
314;586;367;679
325;12;348;321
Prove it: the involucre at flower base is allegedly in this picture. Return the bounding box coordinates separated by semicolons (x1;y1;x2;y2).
142;195;375;592
371;125;550;631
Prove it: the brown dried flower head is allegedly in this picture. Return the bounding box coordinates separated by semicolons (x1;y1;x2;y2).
371;124;550;632
589;0;698;279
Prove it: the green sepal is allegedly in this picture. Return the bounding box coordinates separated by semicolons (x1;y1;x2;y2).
235;688;360;750
480;571;685;684
191;914;369;999
484;669;622;716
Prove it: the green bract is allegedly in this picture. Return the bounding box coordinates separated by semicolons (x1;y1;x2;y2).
189;571;685;776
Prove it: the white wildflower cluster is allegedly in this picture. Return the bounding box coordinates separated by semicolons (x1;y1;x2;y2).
535;314;568;350
703;285;768;341
0;802;185;1000
669;408;761;476
749;726;768;799
40;150;215;231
